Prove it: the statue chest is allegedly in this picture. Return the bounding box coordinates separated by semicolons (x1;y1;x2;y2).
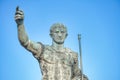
39;46;75;80
40;47;73;66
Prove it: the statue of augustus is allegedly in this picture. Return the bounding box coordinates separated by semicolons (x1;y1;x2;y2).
15;6;88;80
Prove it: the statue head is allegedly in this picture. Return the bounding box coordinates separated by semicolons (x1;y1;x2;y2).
50;23;68;44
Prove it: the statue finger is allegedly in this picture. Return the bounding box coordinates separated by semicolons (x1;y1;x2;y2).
15;14;24;20
15;6;24;13
15;14;24;18
15;16;24;20
15;16;21;20
15;15;21;20
16;6;19;11
15;10;24;15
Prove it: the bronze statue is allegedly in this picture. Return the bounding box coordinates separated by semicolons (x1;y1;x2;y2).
14;6;88;80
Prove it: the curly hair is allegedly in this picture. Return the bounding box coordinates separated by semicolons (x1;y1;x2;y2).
50;23;68;35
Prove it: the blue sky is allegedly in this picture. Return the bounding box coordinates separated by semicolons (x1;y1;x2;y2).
0;0;120;80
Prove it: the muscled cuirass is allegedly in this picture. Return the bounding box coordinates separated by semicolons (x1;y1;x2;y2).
38;45;75;80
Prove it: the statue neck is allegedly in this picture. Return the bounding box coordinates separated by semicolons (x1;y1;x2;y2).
52;41;64;51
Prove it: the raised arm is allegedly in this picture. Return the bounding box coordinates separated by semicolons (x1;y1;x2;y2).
14;6;43;59
15;6;28;47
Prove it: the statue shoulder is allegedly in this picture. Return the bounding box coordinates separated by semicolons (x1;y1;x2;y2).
43;45;53;51
65;48;78;59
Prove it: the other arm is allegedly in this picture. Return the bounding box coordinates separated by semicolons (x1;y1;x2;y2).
72;53;88;80
72;53;81;80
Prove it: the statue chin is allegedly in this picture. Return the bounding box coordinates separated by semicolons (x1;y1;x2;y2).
55;41;64;44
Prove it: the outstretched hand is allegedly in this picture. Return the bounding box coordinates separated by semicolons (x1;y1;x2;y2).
15;6;24;25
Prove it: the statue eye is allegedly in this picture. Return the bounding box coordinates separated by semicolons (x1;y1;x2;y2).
61;31;65;33
55;31;59;33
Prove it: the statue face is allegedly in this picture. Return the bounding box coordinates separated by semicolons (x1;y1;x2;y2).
51;27;67;44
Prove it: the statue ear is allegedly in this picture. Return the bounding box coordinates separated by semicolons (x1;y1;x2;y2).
66;33;68;38
49;33;53;38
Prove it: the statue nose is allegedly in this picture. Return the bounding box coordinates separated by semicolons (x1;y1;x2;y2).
58;32;62;37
